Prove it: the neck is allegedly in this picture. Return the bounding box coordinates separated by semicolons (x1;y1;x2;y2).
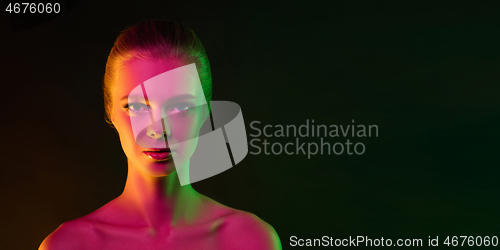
117;159;201;230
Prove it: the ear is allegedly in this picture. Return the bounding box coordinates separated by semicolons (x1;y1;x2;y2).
106;105;115;126
110;116;115;127
200;103;210;125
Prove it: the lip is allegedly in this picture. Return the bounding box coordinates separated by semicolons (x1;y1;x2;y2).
143;148;172;161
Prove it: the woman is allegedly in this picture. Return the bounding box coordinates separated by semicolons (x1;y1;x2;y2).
39;20;281;250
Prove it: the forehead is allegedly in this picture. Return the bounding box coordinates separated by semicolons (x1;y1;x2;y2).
113;59;205;103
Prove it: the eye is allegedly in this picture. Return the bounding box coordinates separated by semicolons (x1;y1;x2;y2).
126;103;150;113
167;103;192;115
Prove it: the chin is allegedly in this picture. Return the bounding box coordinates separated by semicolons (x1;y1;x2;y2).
143;161;177;177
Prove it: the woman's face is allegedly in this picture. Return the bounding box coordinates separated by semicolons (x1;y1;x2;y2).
111;58;208;177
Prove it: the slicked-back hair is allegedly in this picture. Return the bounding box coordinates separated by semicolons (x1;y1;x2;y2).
103;20;212;126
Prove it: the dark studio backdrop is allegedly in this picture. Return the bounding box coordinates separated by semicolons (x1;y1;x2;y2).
1;0;499;249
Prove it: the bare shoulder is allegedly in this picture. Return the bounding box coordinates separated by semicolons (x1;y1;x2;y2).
216;209;282;250
38;217;96;250
38;199;119;250
198;196;281;249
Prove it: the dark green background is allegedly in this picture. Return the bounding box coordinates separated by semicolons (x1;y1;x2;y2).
1;0;499;249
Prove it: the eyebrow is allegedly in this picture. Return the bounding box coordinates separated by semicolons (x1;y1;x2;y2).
120;94;197;103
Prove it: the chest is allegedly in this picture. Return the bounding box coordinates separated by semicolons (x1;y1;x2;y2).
85;222;224;250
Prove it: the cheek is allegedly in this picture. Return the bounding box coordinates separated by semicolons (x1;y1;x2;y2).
168;115;205;163
169;116;205;143
114;113;138;153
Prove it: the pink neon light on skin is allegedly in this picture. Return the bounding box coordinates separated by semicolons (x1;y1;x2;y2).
39;59;282;250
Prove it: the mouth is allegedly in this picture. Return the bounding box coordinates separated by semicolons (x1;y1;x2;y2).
143;148;172;161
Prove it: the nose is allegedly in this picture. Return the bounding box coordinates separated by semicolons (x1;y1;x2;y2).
146;117;171;139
